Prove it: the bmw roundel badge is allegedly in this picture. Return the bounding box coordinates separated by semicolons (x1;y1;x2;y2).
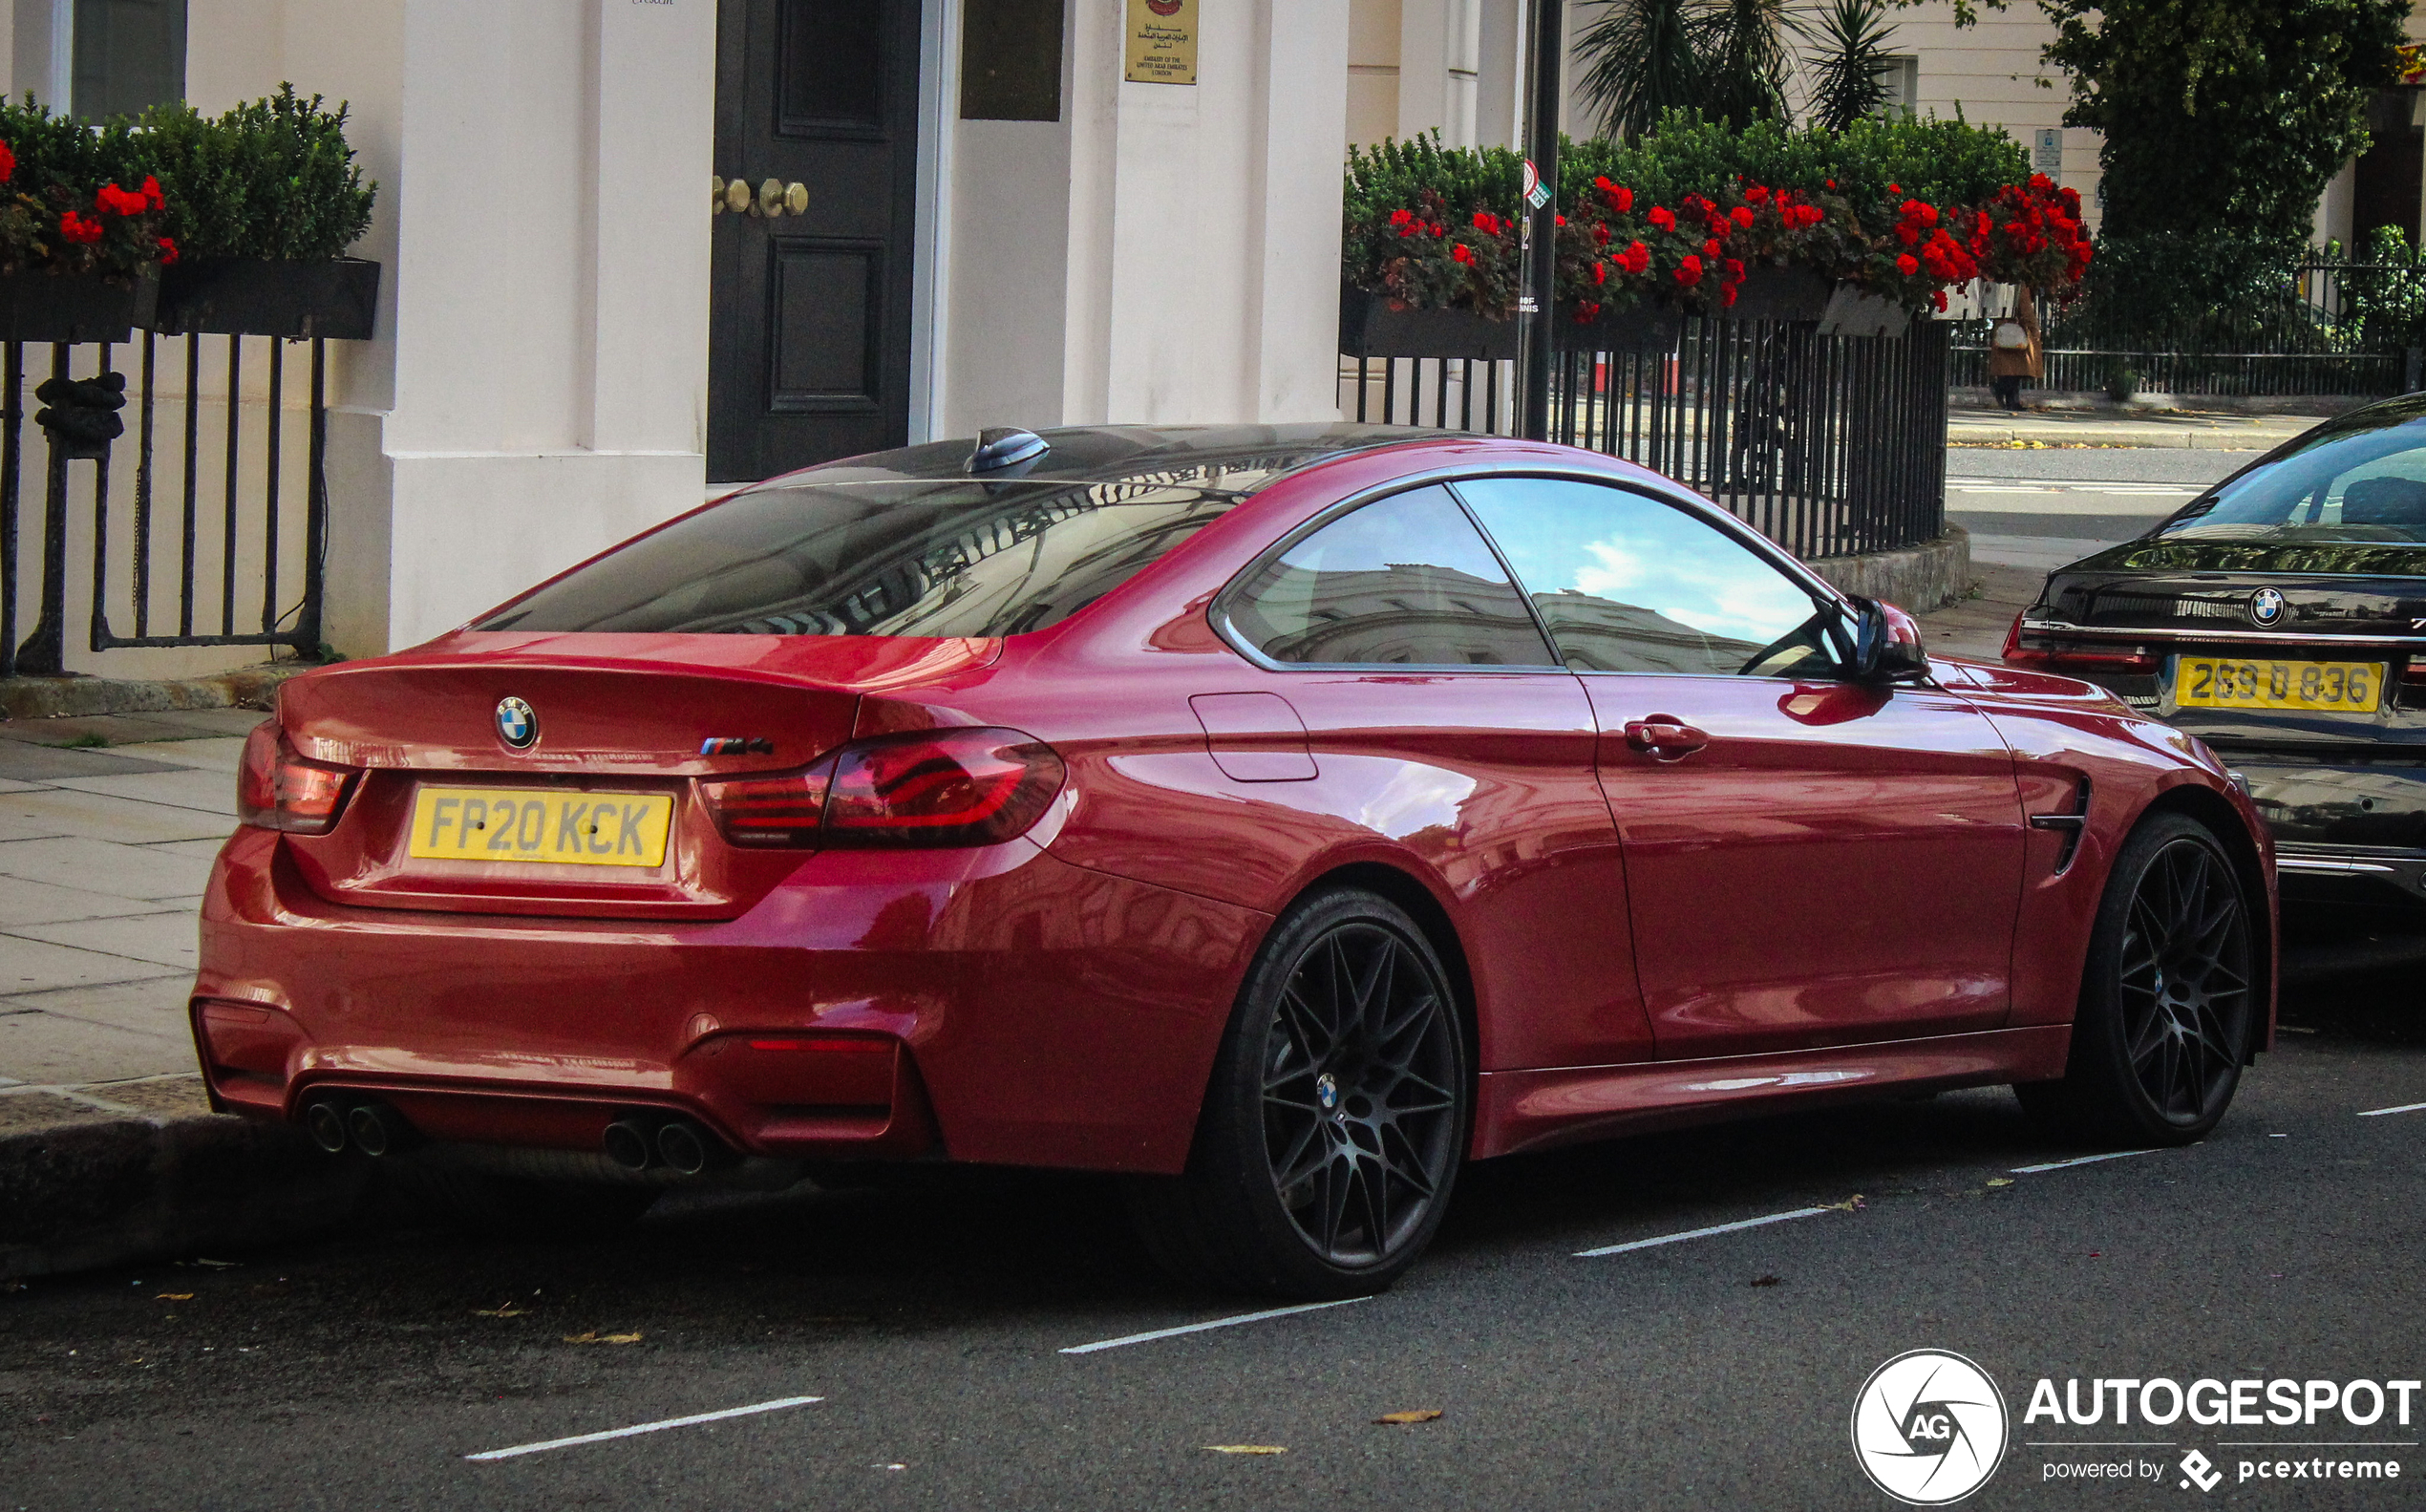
495;696;538;750
2247;587;2287;628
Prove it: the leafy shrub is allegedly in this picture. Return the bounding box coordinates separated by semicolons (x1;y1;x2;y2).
0;96;173;276
136;87;375;262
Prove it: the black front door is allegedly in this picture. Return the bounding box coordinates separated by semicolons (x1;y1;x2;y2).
710;0;922;483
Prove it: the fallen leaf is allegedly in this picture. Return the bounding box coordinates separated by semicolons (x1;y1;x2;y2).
183;1259;237;1269
562;1331;643;1345
155;1293;194;1302
1985;1179;2012;1188
1204;1445;1287;1455
1748;1275;1781;1288
475;1307;528;1318
1373;1409;1443;1425
1822;1194;1866;1211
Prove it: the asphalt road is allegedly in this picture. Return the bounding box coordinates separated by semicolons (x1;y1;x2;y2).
2;962;2421;1512
1949;447;2250;571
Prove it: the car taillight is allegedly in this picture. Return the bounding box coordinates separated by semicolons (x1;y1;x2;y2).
237;722;359;835
699;728;1063;849
2001;612;2157;673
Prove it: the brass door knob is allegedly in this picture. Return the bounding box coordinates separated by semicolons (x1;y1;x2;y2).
711;175;726;214
784;181;809;215
724;178;753;215
758;178;785;217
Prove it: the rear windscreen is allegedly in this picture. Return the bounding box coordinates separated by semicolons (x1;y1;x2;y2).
478;477;1261;637
2157;419;2426;544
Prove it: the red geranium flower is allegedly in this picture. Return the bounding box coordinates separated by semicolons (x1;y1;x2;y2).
157;236;179;266
1675;254;1703;286
95;182;150;217
1702;239;1722;259
1451;244;1474;265
1647;205;1675;231
1730;205;1755;228
142;175;164;208
58;211;103;245
0;140;14;183
1896;253;1920;276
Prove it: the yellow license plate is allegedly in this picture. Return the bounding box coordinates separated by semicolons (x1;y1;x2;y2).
407;787;673;867
2175;656;2385;712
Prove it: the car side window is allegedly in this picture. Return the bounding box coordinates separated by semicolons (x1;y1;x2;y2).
1224;484;1559;667
1454;476;1841;677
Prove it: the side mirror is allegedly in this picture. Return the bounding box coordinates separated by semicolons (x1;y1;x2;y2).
1850;597;1929;682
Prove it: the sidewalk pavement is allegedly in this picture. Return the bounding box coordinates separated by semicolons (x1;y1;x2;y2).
1948;405;2327;450
0;709;371;1280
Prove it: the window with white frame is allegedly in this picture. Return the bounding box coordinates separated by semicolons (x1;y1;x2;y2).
69;0;187;119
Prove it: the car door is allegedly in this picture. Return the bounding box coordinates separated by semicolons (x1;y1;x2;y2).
1217;482;1657;1073
1456;475;2027;1061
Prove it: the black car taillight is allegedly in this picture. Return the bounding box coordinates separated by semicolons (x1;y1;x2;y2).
236;722;359;835
2002;612;2157;673
699;728;1064;849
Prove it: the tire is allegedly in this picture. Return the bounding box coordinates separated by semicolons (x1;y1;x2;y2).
2016;812;2258;1146
1127;887;1469;1298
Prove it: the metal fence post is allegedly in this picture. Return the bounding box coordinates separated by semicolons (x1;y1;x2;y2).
15;345;74;677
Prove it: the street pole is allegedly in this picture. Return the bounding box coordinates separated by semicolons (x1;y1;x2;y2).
1517;0;1563;442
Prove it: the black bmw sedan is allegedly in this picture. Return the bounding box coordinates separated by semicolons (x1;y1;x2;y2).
2009;394;2426;913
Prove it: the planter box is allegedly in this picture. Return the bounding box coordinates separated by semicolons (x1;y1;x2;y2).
1816;284;1913;339
1724;266;1834;323
1557;301;1683;353
1340;286;1518;361
0;271;160;344
151;257;380;340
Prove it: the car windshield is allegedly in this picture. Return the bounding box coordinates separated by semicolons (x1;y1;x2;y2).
478;451;1318;637
2156;415;2426;545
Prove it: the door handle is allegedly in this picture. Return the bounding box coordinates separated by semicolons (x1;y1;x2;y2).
1623;717;1709;760
711;177;806;217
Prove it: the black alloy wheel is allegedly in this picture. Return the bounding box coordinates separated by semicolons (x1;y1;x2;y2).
2017;812;2257;1145
1128;888;1468;1297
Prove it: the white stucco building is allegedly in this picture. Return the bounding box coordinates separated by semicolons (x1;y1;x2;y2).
5;0;2423;666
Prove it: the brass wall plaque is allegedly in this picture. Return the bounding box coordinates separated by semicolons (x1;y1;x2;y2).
1124;0;1197;86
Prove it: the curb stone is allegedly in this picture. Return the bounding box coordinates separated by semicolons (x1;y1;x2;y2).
0;1079;368;1281
0;663;310;722
1809;525;1970;613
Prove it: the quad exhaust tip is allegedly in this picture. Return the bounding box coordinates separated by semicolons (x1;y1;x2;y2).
301;1096;418;1157
602;1114;733;1176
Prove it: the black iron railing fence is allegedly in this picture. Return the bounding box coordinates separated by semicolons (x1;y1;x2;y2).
1341;316;1951;558
1950;261;2418;397
3;332;328;678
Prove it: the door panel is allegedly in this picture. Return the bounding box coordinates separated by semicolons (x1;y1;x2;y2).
711;0;921;483
1278;674;1654;1073
1585;675;2026;1058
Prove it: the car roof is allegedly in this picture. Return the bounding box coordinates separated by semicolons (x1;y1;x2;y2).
753;424;1453;491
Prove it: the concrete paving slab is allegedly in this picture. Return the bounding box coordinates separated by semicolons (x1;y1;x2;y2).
134;838;231;862
0;1011;193;1090
0;788;233;844
0;876;178;927
157;709;275;735
0;744;182;781
10;911;198;971
45;766;234;817
105;736;246;773
0;933;188;993
4;975;193;1038
0;838;216;900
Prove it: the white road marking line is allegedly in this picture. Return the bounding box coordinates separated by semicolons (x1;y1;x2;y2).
2357;1100;2426;1118
2010;1149;2158;1174
1059;1298;1369;1355
464;1395;823;1461
1573;1206;1833;1258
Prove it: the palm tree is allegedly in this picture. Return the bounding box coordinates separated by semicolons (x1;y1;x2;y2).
1692;0;1807;128
1576;0;1809;139
1806;0;1900;133
1577;0;1705;141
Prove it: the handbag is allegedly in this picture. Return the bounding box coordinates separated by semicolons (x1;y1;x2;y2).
1991;319;2031;351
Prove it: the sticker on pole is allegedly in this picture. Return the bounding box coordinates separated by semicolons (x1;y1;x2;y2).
1521;160;1550;212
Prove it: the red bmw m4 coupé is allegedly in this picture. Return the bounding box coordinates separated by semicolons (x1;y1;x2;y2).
197;424;2273;1296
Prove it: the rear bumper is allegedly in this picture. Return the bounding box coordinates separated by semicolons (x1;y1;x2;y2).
191;828;1266;1175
